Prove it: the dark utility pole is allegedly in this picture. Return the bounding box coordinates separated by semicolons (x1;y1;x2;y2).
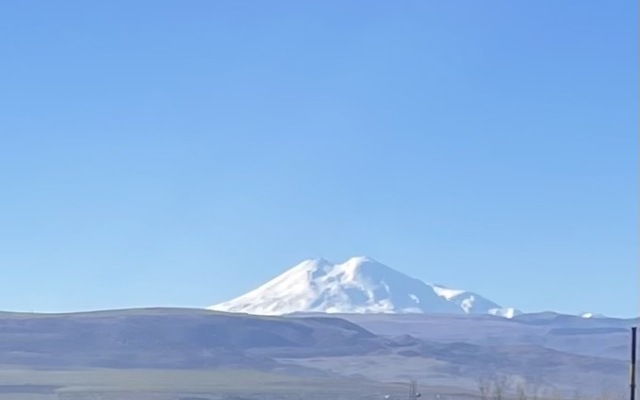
632;327;637;400
409;380;420;400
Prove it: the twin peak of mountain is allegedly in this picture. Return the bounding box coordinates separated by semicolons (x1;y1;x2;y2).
209;256;520;318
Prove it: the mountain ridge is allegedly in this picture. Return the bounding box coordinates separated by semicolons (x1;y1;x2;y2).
209;256;519;317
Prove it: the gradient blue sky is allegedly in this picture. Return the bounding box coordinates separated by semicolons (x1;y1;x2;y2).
0;1;637;317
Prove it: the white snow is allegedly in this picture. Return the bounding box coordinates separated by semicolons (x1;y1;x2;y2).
208;256;519;318
489;307;520;319
431;285;466;300
580;312;606;319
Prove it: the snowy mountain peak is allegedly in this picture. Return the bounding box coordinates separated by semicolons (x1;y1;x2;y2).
208;256;520;317
337;256;414;283
345;255;377;264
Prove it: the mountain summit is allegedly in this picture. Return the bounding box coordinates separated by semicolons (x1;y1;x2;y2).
208;256;519;317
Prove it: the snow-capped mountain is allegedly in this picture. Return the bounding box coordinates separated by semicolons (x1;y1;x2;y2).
208;256;519;318
580;312;607;319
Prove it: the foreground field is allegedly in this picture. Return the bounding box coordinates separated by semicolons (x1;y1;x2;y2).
0;367;627;400
0;368;468;400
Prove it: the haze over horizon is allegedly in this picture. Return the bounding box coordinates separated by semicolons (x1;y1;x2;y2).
0;1;637;317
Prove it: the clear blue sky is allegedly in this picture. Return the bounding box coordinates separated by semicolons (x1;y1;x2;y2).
0;1;637;317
